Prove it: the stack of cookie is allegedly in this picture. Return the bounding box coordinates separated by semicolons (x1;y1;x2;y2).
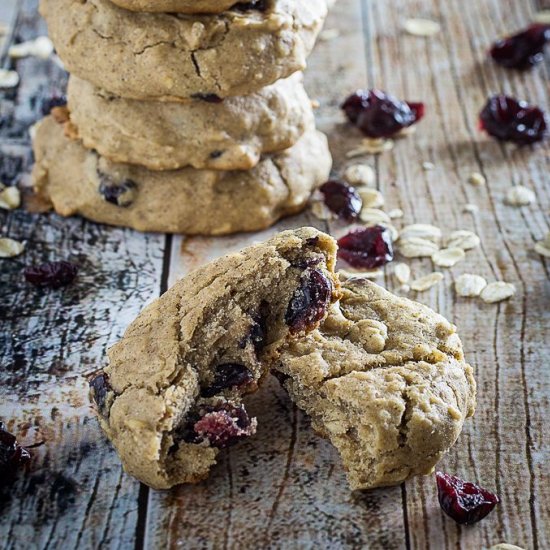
32;0;333;235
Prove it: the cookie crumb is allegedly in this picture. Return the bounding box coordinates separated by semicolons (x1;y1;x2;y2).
422;161;435;171
463;203;479;214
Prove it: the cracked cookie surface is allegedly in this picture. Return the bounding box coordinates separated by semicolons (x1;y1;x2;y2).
275;277;476;490
40;0;328;100
89;228;340;489
31;115;331;234
68;73;314;171
109;0;249;13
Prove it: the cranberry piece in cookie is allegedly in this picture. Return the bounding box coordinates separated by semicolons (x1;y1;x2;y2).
436;472;500;525
285;269;333;334
0;422;31;475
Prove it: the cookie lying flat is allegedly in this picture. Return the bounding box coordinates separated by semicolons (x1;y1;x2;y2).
40;0;327;100
32;115;331;235
110;0;245;13
68;73;314;171
275;277;476;490
89;228;340;489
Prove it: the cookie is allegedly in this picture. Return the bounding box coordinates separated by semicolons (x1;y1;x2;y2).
67;73;315;171
32;115;332;235
275;277;476;490
89;227;340;489
40;0;328;100
109;0;249;14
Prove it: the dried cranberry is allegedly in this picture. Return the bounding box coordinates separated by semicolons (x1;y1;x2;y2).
232;0;267;10
320;180;362;221
337;225;394;269
0;422;31;474
490;24;550;70
99;174;137;207
193;404;256;449
341;89;425;138
191;93;224;103
479;95;547;145
201;364;255;398
89;372;112;417
285;269;332;334
23;260;78;288
436;472;500;525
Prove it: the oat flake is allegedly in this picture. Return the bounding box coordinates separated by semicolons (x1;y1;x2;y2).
339;268;383;280
404;18;441;37
463;203;479;214
446;230;481;251
422;161;435;171
455;274;487;297
506;185;536;206
311;200;334;221
358;188;384;209
359;207;391;225
347;139;394;157
398;237;440;258
0;69;20;89
432;247;466;267
0;238;25;258
533;10;550;24
0;186;21;210
400;223;442;242
480;282;516;303
411;272;444;292
534;242;550;258
388;208;404;219
9;36;54;59
394;263;411;284
344;164;375;187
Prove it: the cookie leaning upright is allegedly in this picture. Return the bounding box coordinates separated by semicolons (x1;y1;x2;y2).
274;277;476;490
89;228;340;489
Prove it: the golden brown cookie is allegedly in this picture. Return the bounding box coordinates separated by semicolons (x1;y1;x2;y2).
31;116;332;235
89;228;340;489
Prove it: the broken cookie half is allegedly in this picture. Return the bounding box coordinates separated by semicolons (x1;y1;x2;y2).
274;277;476;491
89;227;340;489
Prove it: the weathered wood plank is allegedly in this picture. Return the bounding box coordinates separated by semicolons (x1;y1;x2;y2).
0;2;167;549
354;1;549;549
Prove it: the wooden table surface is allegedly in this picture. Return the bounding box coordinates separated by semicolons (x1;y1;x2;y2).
0;0;548;548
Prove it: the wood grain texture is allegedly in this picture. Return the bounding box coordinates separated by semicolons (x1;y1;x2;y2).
0;0;548;549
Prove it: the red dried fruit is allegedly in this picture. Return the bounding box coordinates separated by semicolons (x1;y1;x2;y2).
337;225;394;269
0;422;31;474
23;260;78;289
89;372;113;417
320;180;362;221
490;24;550;70
191;93;224;103
98;173;137;207
436;472;500;525
479;95;547;145
285;269;333;334
232;0;267;10
201;364;255;398
341;89;425;138
193;404;256;449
